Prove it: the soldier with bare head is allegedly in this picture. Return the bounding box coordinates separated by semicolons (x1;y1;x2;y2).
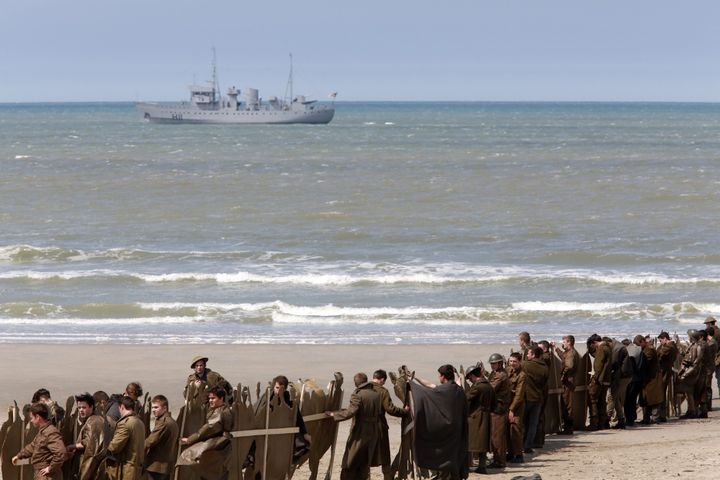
552;335;580;434
587;334;611;430
371;369;408;480
12;403;66;480
66;392;107;480
144;395;179;480
107;396;145;480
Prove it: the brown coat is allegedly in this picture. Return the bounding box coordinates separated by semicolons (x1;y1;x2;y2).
184;369;226;405
466;378;493;453
186;404;232;448
107;413;145;480
557;345;580;387
657;341;678;374
522;358;549;404
144;412;179;474
642;346;663;406
506;368;526;415
75;414;107;480
17;422;66;480
593;342;613;386
334;382;382;472
488;370;512;415
372;384;405;466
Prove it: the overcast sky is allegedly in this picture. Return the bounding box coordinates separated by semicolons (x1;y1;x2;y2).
1;0;718;102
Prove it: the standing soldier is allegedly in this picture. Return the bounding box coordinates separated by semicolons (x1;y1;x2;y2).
640;336;662;423
371;370;408;480
697;329;715;418
705;316;720;394
66;393;107;480
144;395;179;480
107;396;146;480
552;335;580;434
465;363;494;474
506;353;526;463
587;334;612;430
12;403;66;480
677;329;702;419
184;356;229;405
657;332;678;422
522;347;548;453
517;332;537;361
487;354;511;470
326;373;382;480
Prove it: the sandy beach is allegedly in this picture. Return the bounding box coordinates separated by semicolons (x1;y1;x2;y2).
1;344;718;479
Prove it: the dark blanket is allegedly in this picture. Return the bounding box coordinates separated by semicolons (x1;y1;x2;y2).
409;380;468;478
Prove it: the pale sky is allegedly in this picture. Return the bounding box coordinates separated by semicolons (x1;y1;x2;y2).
1;0;718;102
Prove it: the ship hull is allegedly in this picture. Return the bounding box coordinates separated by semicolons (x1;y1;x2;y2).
136;102;335;125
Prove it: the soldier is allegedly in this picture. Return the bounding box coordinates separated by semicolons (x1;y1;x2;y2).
587;334;611;430
656;332;678;422
605;338;630;429
552;335;580;434
107;396;146;480
505;352;526;463
487;353;511;470
698;329;715;418
326;372;382;480
31;389;65;427
677;329;702;419
517;332;537;361
66;393;107;480
180;386;233;479
12;403;66;480
705;316;720;394
640;336;662;424
465;362;493;474
144;395;179;480
371;369;408;480
184;356;229;405
521;347;548;452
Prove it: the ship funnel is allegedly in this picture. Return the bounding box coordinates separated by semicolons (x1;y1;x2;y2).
245;88;259;110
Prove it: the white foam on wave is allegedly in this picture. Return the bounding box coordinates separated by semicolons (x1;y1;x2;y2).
0;316;199;325
270;311;510;326
512;301;633;312
14;155;31;159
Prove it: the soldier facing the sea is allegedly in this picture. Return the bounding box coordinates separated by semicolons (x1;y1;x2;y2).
587;334;612;430
327;372;382;480
66;393;107;480
12;403;66;480
144;395;179;480
552;335;580;434
677;329;702;419
107;396;145;480
656;332;678;422
465;362;494;474
184;356;229;405
371;369;408;480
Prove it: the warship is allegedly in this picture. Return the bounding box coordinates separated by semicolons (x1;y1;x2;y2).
136;53;335;124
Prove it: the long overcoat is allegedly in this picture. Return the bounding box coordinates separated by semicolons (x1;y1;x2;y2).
334;382;382;470
107;413;145;480
466;378;493;453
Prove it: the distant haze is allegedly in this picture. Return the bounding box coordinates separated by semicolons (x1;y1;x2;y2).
1;0;718;103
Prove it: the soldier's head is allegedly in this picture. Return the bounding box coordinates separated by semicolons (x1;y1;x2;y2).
353;372;369;387
587;333;603;350
118;396;136;417
518;332;531;348
372;369;388;386
704;316;716;326
686;329;699;343
191;356;209;376
508;352;522;371
29;402;50;427
151;395;169;419
489;353;504;371
207;386;226;407
125;382;143;401
466;362;484;381
658;332;671;345
538;340;550;353
698;329;708;341
632;335;646;348
93;391;110;414
273;375;289;396
707;327;716;338
31;388;52;404
437;364;455;384
562;335;575;349
75;393;95;419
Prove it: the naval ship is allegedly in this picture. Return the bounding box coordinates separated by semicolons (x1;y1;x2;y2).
136;53;335;124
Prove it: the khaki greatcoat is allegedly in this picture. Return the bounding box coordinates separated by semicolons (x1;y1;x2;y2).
466;377;493;453
372;383;405;467
107;413;145;480
334;382;382;478
74;414;107;480
144;412;179;475
16;422;66;480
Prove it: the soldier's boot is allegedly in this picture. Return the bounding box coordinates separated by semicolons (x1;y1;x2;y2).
382;465;393;480
587;416;599;431
679;396;697;419
559;418;574;435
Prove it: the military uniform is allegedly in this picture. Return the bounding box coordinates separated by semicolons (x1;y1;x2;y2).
372;383;405;480
677;339;702;417
700;337;717;415
505;366;525;458
73;414;108;480
107;412;145;480
657;341;678;420
555;344;579;432
144;411;179;480
521;358;548;451
16;422;66;480
588;341;612;429
466;378;493;457
184;369;228;405
641;344;663;421
334;382;382;480
487;370;511;468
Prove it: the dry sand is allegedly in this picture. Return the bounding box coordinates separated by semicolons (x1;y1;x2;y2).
1;344;718;479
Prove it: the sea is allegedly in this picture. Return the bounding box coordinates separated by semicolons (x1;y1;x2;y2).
1;101;719;344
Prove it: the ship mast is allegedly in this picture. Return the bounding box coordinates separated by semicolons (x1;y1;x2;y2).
211;47;221;104
284;53;293;105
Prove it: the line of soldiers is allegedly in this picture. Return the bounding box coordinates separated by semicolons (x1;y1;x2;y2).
4;317;720;480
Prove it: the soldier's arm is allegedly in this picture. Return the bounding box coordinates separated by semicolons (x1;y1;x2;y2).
381;389;406;418
47;430;67;474
107;420;130;455
509;375;525;413
332;393;360;422
16;437;36;459
144;421;167;450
